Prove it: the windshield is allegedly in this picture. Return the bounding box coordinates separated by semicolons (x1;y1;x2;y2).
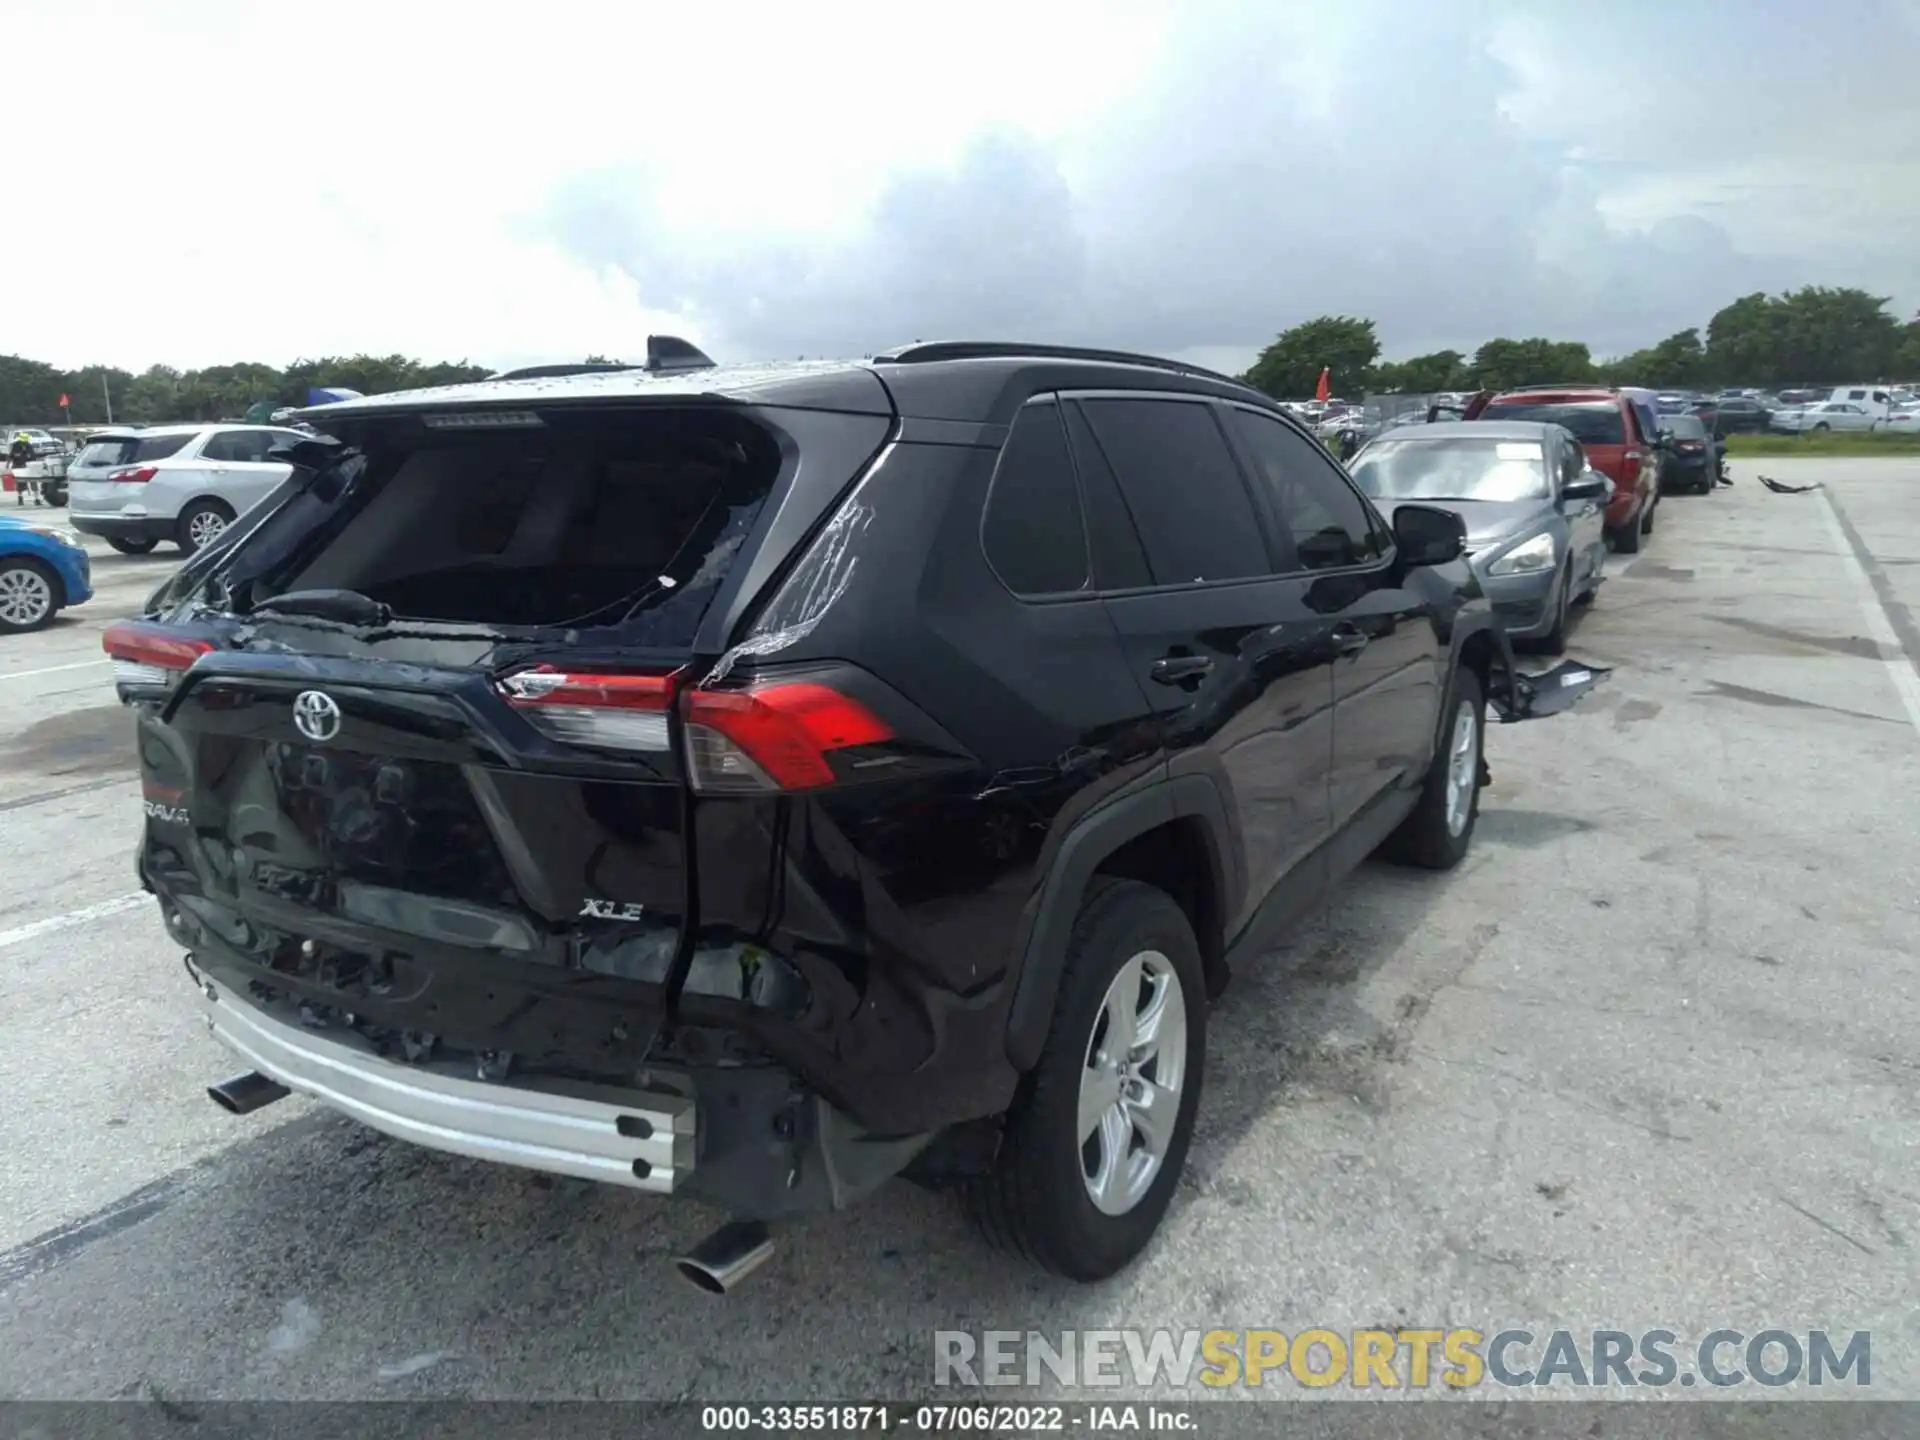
1350;436;1550;503
1667;416;1707;438
1478;401;1625;445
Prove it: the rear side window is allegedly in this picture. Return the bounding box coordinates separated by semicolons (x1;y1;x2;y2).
1479;402;1625;446
131;433;194;462
981;402;1089;596
1062;404;1151;591
1225;408;1384;571
202;430;274;463
1077;398;1268;586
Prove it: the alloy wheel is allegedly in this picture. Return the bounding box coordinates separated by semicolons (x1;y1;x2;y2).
187;510;229;549
1078;950;1188;1217
0;567;54;628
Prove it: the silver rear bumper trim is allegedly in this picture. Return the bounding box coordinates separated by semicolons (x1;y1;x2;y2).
199;984;694;1192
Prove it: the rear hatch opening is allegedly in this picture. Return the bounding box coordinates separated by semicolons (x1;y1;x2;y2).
237;406;785;649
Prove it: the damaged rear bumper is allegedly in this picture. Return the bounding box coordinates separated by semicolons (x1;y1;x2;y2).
197;975;696;1191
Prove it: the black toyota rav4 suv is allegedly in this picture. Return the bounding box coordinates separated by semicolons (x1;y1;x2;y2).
105;339;1601;1288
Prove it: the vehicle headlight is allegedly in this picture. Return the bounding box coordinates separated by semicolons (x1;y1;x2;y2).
1488;532;1556;576
23;525;84;549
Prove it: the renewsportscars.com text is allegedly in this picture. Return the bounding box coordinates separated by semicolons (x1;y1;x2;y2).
934;1328;1871;1390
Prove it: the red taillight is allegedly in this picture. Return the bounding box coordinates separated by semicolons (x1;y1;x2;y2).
110;466;157;484
496;665;896;789
103;621;213;690
682;682;894;793
498;665;680;751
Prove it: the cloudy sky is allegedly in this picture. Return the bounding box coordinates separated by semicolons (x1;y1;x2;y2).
7;0;1918;376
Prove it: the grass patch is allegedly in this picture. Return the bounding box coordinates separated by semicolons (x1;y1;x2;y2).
1723;432;1920;457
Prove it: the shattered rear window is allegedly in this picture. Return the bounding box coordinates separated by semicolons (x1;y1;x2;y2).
260;408;782;646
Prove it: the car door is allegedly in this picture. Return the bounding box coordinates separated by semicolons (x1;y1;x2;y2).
198;429;294;517
1066;393;1340;941
1218;403;1444;839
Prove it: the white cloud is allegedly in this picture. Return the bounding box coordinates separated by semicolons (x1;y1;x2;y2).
2;0;1914;373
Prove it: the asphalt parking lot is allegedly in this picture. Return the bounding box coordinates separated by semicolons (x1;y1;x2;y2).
1;458;1917;1403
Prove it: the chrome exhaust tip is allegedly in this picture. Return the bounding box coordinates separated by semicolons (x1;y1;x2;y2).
208;1070;291;1115
674;1220;776;1295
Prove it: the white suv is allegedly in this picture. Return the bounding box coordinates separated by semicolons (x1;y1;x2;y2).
67;424;305;555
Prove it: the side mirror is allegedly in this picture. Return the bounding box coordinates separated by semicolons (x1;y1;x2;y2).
1562;469;1609;502
1392;504;1467;568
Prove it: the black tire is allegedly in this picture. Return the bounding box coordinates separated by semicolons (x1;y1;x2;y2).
1613;506;1644;554
0;557;62;633
1642;497;1656;535
106;536;159;556
1383;666;1485;870
1536;569;1570;656
1812;423;1830;434
176;499;235;555
961;878;1206;1281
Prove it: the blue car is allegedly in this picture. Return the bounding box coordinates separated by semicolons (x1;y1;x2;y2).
0;514;93;633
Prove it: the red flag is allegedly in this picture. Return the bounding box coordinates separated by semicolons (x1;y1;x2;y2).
58;393;70;409
1313;368;1331;402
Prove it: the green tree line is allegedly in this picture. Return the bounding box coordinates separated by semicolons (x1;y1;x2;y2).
0;353;495;426
6;285;1917;423
1243;287;1920;400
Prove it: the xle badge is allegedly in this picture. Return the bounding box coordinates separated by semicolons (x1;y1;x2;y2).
580;900;646;922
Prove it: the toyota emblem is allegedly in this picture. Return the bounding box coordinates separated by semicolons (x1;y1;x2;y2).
292;690;343;744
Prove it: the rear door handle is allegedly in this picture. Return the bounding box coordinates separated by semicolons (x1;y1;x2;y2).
1150;654;1214;686
1332;625;1370;656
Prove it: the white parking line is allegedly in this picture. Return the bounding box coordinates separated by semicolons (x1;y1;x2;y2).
0;893;150;951
1818;488;1920;741
0;659;110;683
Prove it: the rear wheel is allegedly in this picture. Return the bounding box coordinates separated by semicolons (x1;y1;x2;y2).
962;879;1205;1281
1384;666;1484;870
106;536;159;556
0;558;60;633
1613;507;1643;554
177;500;235;555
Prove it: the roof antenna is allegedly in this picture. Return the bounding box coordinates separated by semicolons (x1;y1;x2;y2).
647;335;717;374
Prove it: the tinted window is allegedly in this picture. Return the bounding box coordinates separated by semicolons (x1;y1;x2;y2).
204;430;279;463
1226;407;1383;571
1667;415;1708;439
131;433;194;462
1478;402;1626;445
1077;398;1268;586
981;403;1089;596
1062;403;1151;590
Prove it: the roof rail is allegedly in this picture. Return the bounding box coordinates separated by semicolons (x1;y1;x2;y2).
489;336;717;384
493;362;638;381
873;340;1251;390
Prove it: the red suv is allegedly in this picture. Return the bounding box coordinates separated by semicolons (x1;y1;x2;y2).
1462;387;1659;552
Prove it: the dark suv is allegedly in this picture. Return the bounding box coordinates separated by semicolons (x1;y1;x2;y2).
104;340;1600;1287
